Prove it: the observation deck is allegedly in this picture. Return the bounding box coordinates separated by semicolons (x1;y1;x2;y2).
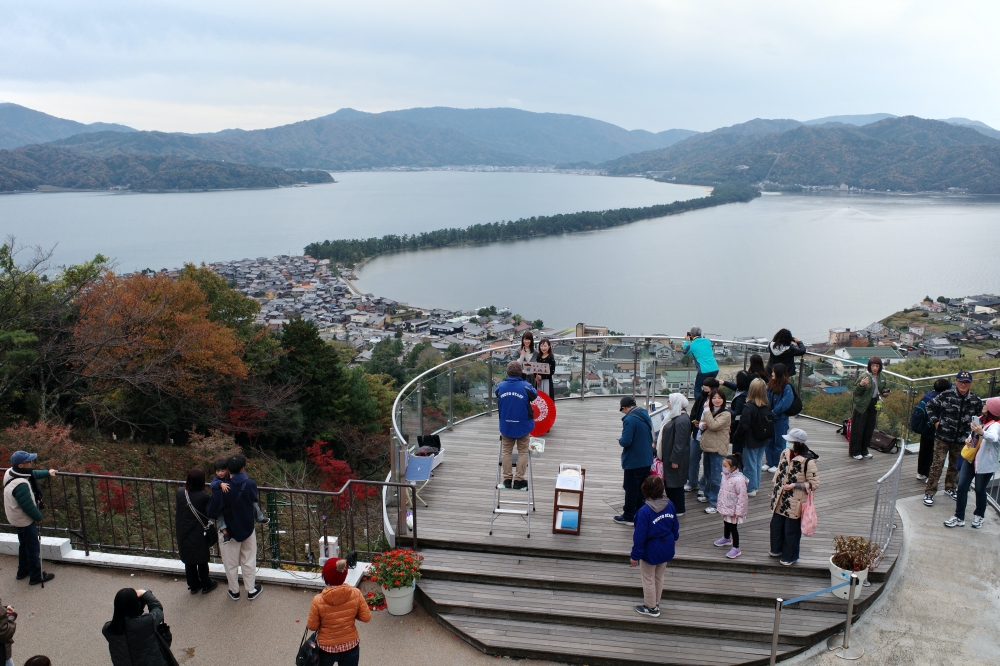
386;335;936;665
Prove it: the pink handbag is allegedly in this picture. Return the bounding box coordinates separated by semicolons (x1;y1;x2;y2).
800;490;817;537
651;458;664;479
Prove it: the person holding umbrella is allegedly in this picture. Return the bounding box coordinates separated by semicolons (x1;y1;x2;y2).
2;451;57;585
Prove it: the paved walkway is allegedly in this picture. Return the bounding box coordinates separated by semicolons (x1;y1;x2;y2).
790;494;1000;665
1;491;996;665
0;555;559;666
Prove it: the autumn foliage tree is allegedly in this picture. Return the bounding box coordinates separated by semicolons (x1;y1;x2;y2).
71;272;247;434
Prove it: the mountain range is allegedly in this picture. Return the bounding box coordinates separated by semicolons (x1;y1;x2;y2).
3;102;1000;192
603;116;1000;193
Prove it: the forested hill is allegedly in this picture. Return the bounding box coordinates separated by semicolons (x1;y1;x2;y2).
602;116;1000;193
305;184;759;264
0;144;333;192
0;102;134;149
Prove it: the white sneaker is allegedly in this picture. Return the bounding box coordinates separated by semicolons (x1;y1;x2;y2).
915;474;927;481
852;455;863;460
747;490;758;497
683;483;693;492
705;506;717;514
943;516;965;528
972;516;984;529
697;496;709;503
769;466;779;473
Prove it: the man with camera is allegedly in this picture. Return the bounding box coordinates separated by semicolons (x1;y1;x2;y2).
3;451;58;585
495;361;538;490
682;327;719;395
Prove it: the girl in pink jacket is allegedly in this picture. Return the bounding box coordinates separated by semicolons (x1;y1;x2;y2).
714;454;748;559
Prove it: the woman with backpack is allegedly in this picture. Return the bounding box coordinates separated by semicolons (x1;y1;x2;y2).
766;329;806;377
103;588;177;666
849;357;889;460
656;393;691;516
175;468;218;595
769;428;819;566
766;364;795;473
734;378;772;496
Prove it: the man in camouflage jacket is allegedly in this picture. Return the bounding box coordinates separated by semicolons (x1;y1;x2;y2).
923;371;983;505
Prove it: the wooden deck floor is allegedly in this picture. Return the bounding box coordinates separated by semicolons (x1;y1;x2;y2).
413;397;914;573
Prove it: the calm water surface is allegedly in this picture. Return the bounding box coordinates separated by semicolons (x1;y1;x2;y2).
356;192;1000;341
0;171;706;272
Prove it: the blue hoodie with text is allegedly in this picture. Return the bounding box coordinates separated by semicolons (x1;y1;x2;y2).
495;376;538;439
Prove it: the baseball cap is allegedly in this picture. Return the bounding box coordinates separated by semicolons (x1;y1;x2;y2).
782;428;808;444
10;451;38;466
620;396;637;411
956;371;973;383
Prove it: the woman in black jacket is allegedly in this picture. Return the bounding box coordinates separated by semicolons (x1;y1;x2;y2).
175;468;218;595
103;588;176;666
722;370;751;455
657;393;691;516
747;354;769;383
766;329;806;377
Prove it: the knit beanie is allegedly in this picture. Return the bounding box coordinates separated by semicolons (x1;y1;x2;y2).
986;397;1000;417
322;557;348;586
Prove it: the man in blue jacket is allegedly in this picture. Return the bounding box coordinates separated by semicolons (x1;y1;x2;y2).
682;327;719;395
207;454;263;601
615;396;654;525
495;361;538;490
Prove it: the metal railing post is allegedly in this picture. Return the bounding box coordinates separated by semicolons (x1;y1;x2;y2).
632;341;639;399
769;598;783;666
448;367;455;429
990;371;998;398
581;342;587;400
75;475;90;556
487;355;494;415
416;379;424;437
797;356;804;392
396;447;407;542
828;574;864;659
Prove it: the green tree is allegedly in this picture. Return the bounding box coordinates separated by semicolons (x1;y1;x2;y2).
444;343;465;360
937;296;948;304
275;318;378;440
532;319;544;329
365;338;406;386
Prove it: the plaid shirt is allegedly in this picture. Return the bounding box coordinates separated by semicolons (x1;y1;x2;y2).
320;638;359;653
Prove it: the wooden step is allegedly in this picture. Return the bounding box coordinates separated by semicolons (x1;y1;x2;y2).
440;614;803;666
417;579;842;645
420;548;880;612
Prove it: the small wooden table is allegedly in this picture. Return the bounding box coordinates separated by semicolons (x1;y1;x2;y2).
552;469;585;535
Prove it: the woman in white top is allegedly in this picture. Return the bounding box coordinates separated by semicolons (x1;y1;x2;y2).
945;396;1000;529
516;331;536;383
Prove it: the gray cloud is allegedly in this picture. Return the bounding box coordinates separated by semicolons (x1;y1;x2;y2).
1;0;997;133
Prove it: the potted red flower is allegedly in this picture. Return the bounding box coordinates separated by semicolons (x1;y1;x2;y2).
367;549;424;615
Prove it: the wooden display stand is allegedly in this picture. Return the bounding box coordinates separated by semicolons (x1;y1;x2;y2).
552;468;585;535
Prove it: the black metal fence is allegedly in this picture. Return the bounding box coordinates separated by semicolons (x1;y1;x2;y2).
1;469;416;567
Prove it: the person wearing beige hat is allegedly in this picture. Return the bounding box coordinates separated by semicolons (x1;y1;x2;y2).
943;397;1000;529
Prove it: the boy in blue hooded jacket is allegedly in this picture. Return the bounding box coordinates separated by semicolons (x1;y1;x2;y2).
630;475;680;617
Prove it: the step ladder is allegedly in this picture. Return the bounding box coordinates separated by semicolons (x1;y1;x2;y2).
490;436;536;538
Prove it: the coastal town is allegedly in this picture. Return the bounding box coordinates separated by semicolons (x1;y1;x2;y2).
158;255;1000;398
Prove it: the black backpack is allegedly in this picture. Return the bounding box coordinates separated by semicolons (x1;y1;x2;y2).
750;403;775;441
910;399;930;435
786;384;803;417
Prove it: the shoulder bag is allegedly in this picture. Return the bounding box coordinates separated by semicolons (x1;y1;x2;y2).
296;627;321;666
961;437;980;463
185;489;219;548
156;620;180;666
800;490;817;537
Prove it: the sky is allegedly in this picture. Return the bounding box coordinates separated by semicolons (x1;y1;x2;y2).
1;1;998;134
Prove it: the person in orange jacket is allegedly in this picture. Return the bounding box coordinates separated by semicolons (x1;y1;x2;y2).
307;558;371;666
